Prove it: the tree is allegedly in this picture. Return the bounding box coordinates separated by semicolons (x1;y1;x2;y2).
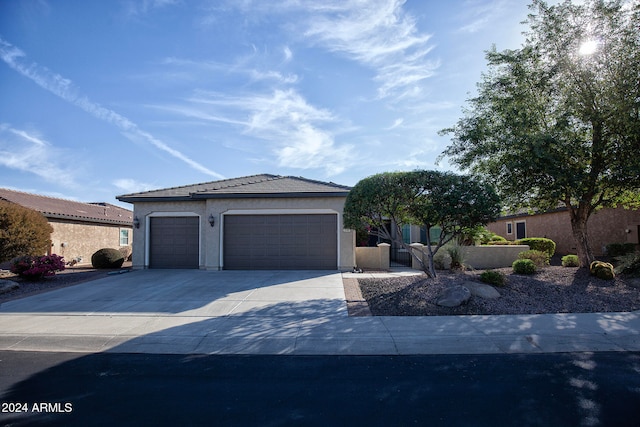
440;0;640;267
0;200;53;262
343;170;500;278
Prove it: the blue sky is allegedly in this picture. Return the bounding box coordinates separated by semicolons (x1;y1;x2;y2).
0;0;533;207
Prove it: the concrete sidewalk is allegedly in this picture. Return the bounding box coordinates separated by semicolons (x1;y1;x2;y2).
0;269;638;355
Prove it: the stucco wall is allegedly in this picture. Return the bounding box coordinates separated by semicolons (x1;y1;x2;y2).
48;219;132;266
410;244;530;270
355;243;390;270
487;207;640;256
130;197;355;270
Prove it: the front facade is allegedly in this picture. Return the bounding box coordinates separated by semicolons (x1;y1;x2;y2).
487;207;640;256
0;188;133;265
117;174;356;270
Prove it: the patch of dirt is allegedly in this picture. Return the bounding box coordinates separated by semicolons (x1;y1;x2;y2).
358;266;640;316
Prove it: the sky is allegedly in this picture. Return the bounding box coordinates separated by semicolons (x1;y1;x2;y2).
0;0;534;208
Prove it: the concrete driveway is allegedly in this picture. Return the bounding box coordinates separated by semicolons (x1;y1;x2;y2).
1;269;639;355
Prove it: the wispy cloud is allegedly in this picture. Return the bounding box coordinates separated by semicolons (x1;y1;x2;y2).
113;178;157;193
299;0;438;100
0;37;224;179
0;124;79;188
186;89;353;175
457;0;509;34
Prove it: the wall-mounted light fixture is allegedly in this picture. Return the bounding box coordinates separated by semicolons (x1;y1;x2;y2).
625;228;631;234
208;214;216;227
133;216;140;229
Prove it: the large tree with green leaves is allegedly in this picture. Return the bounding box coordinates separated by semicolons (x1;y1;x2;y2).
440;0;640;267
343;170;500;277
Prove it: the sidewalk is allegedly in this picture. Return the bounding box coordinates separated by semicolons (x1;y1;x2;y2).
0;269;638;355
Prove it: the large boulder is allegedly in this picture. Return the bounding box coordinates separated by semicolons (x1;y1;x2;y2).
436;285;471;307
464;281;501;299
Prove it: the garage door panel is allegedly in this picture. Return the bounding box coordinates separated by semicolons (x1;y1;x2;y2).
150;217;199;269
224;214;337;270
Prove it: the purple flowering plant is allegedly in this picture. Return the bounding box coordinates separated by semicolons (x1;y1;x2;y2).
10;254;66;280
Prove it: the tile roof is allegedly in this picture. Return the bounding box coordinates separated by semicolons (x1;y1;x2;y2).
0;188;133;226
117;174;351;202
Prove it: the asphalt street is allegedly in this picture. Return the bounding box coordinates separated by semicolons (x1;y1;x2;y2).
1;351;639;426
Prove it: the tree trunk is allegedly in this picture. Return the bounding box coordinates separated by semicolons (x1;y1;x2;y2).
568;205;595;267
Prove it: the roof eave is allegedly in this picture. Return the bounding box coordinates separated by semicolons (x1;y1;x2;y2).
190;192;349;199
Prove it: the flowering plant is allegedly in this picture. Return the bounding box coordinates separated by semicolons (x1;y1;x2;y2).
10;254;66;280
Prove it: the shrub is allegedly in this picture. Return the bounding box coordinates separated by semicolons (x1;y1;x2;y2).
606;243;636;258
446;243;467;270
517;249;550;267
589;261;615;280
490;234;508;242
561;254;580;267
513;259;537;274
10;254;65;280
515;238;556;258
614;252;640;277
91;248;125;269
486;240;515;246
0;201;53;262
479;270;506;287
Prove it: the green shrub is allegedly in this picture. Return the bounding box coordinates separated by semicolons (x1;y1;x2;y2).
486;240;515;246
614;252;640;277
490;235;508;242
517;249;550;267
606;243;636;258
561;254;580;267
515;238;556;258
446;243;467;270
0;201;53;262
91;248;125;269
589;261;615;280
513;259;537;274
479;270;506;287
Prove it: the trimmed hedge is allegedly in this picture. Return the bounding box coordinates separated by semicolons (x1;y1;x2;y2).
606;243;636;258
517;249;550;267
513;259;537;275
91;248;125;269
515;238;556;258
479;270;506;287
561;254;580;267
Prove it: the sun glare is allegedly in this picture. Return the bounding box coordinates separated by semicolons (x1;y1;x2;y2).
578;39;598;55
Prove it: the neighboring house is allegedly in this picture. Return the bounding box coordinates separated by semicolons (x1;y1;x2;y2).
0;188;133;265
487;207;640;256
116;174;355;270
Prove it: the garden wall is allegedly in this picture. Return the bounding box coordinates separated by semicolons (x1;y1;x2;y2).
409;244;530;270
355;243;390;270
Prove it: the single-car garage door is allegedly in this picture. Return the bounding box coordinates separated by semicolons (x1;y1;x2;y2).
224;214;337;270
149;216;199;268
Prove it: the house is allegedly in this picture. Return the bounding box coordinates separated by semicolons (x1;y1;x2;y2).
487;206;640;256
0;188;133;265
116;174;355;270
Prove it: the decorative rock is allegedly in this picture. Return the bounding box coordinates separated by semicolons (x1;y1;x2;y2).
463;281;501;299
436;285;471;307
0;279;19;295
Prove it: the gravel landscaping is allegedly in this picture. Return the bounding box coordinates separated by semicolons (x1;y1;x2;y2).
358;266;640;316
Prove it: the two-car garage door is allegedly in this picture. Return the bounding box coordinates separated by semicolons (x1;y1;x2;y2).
223;214;337;270
149;214;338;270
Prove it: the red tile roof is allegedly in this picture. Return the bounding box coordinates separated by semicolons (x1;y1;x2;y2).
0;188;133;226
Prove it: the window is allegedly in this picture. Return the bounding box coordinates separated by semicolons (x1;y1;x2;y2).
119;229;130;246
402;224;411;244
506;222;513;235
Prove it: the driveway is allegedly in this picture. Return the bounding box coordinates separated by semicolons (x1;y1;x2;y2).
0;269;638;355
